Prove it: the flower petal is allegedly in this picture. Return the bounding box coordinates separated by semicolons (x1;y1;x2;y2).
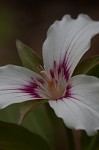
49;75;99;135
0;65;44;108
43;14;99;78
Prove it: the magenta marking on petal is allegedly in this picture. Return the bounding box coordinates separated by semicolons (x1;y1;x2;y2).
58;63;61;75
18;81;41;98
62;62;70;80
54;84;72;101
58;57;70;81
50;57;70;81
54;60;57;69
64;84;72;98
50;69;54;78
37;78;45;84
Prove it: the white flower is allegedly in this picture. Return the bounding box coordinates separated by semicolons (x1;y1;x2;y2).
0;14;99;135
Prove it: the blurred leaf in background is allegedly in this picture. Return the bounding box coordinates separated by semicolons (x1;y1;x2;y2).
0;103;55;150
74;55;99;76
0;120;51;150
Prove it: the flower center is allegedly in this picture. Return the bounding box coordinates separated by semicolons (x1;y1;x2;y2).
48;79;65;99
33;64;67;100
38;66;66;100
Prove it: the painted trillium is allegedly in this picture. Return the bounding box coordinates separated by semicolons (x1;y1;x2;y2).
0;14;99;135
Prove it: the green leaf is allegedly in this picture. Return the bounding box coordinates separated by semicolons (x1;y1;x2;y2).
0;103;54;150
22;104;54;149
88;64;99;78
81;132;99;150
81;132;93;150
16;40;43;73
15;41;54;148
18;99;47;124
0;121;50;150
73;55;99;75
46;104;68;150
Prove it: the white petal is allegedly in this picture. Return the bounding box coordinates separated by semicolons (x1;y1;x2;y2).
0;65;43;108
49;75;99;135
43;14;99;78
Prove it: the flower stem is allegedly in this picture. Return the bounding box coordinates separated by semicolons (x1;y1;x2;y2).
86;134;99;150
66;128;76;150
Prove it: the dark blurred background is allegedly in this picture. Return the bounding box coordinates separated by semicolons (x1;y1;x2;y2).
0;0;99;66
0;1;99;150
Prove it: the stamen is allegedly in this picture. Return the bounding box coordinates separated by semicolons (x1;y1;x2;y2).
37;65;44;72
41;71;52;82
34;62;67;100
31;77;38;84
37;65;52;81
48;80;65;99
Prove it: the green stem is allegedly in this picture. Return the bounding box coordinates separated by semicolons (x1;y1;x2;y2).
66;128;76;150
86;135;99;150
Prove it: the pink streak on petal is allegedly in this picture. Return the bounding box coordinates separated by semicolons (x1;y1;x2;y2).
58;56;70;81
50;69;54;78
55;84;72;101
18;81;41;98
37;78;45;84
64;84;72;98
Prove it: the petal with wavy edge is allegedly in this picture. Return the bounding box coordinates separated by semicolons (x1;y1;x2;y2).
0;65;44;109
49;75;99;135
43;14;99;79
